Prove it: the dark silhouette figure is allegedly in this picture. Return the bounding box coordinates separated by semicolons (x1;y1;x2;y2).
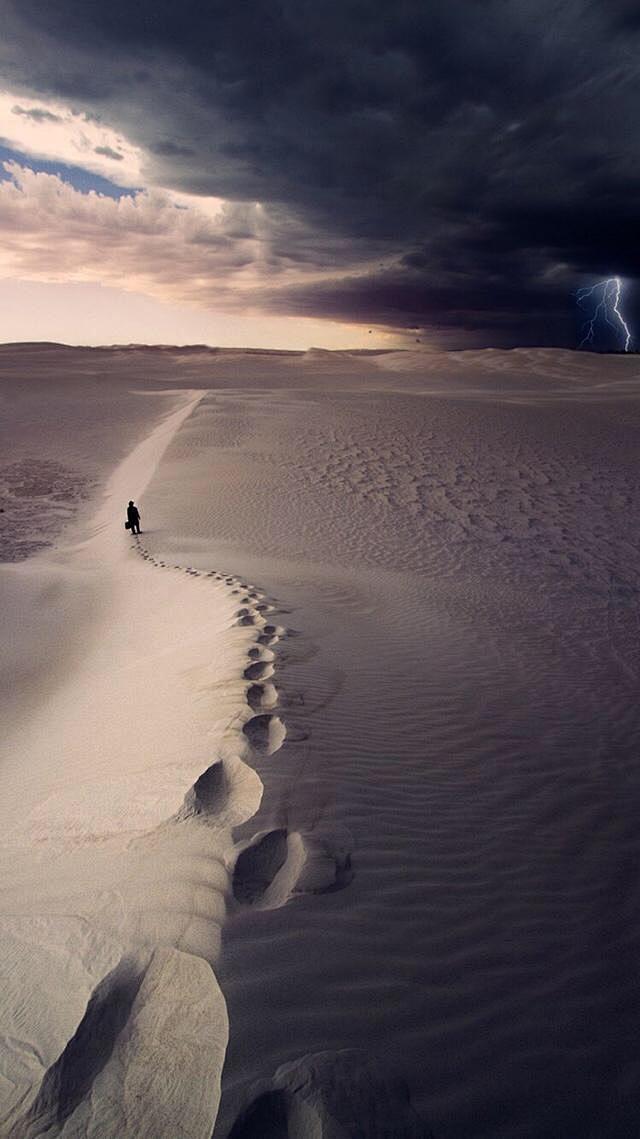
127;500;141;535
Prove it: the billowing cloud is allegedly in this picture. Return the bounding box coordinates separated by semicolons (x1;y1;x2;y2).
0;0;639;344
0;162;258;305
0;162;383;316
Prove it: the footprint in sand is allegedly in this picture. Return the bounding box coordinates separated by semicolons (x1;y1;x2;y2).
236;613;263;627
257;625;287;646
243;660;273;681
228;1048;431;1137
296;826;354;895
242;713;286;755
232;829;289;904
246;682;278;712
175;760;227;822
247;646;267;660
232;825;353;910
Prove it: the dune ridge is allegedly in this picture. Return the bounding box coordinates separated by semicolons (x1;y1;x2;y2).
0;392;301;1137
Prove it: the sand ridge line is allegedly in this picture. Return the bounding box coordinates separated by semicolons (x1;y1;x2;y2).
132;538;353;919
132;540;298;911
4;394;246;1138
6;540;278;1137
142;581;417;1130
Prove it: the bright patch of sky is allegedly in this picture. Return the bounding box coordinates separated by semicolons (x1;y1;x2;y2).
0;145;135;198
0;90;143;186
0;90;227;214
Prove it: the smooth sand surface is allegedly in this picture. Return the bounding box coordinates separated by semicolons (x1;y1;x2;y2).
2;345;640;1137
0;384;270;1135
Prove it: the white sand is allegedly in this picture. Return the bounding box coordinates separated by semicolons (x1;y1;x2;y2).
2;345;640;1137
0;387;266;1135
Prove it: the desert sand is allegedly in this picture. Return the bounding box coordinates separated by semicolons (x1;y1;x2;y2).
1;343;640;1137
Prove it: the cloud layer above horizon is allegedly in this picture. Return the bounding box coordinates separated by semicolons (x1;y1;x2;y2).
0;0;639;347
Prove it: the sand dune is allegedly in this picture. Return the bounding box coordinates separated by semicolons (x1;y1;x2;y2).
0;388;283;1135
2;345;640;1136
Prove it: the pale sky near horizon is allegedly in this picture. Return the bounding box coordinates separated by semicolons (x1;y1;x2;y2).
0;92;406;349
0;279;400;351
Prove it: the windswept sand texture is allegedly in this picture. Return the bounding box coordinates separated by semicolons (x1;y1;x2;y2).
2;344;640;1137
0;373;290;1136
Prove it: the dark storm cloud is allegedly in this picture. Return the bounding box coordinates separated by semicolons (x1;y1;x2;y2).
149;141;195;159
261;256;575;348
1;0;639;344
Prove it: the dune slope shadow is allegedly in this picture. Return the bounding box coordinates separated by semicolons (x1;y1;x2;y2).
11;947;228;1139
10;958;145;1138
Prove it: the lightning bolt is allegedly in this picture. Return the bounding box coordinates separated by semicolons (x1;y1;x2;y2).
576;276;632;352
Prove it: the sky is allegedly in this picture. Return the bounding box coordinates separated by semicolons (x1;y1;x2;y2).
0;0;637;350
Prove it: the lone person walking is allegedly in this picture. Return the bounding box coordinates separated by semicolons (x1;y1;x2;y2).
127;500;141;535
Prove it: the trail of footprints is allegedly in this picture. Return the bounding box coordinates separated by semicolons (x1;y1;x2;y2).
133;541;352;910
